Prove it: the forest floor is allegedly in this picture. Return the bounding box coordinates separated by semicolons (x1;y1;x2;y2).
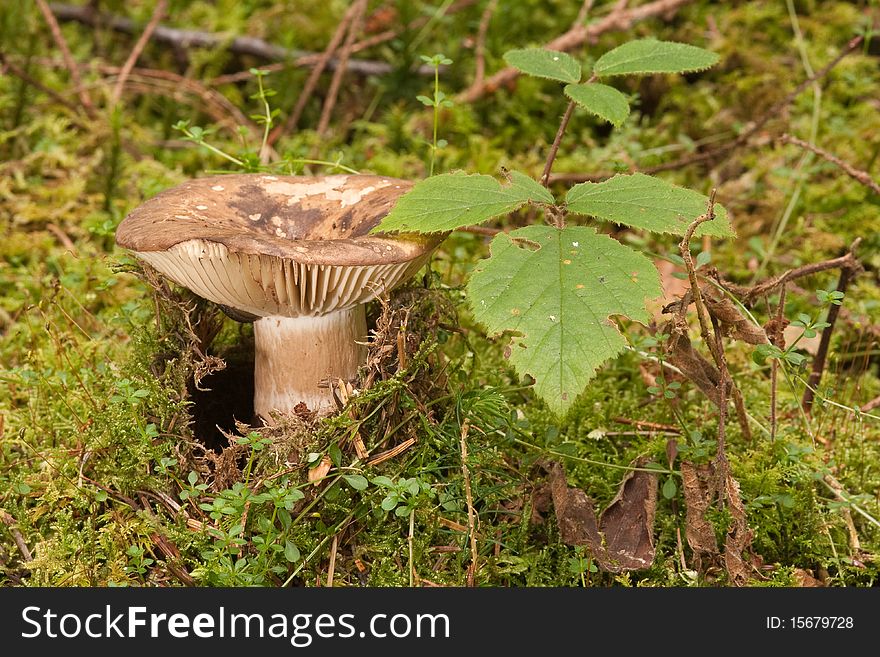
1;0;879;587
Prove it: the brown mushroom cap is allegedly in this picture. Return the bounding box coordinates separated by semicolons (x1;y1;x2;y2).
116;174;444;318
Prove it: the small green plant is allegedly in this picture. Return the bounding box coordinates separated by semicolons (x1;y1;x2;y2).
417;53;454;175
375;39;728;416
172;69;359;175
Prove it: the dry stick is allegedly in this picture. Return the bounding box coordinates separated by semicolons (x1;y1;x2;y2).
863;395;880;413
550;35;864;184
724;250;860;305
575;0;598;24
316;0;368;137
780;133;880;196
326;533;338;587
459;418;478;587
770;285;786;441
0;52;81;114
802;253;859;413
35;0;96;117
209;1;478;87
458;0;691;103
679;194;752;441
110;0;167;106
47;2;424;78
472;0;499;90
666;249;862;317
0;511;33;563
267;2;358;146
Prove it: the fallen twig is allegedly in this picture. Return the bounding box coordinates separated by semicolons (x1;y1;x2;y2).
48;2;435;78
36;0;96;117
317;0;368;137
458;0;693;103
802;243;861;413
472;0;499;90
0;511;33;563
780;133;880;196
550;35;863;184
267;2;358;145
0;52;81;114
110;0;167;106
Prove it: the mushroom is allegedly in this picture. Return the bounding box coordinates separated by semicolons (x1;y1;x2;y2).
116;174;443;420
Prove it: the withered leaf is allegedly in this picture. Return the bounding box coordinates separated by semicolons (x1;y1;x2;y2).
548;460;658;573
680;461;719;555
598;457;658;571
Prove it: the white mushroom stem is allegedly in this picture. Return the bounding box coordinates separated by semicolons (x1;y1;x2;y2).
253;306;367;420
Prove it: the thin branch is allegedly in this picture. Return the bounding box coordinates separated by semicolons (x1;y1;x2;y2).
268;2;358;145
47;2;435;78
473;0;499;90
111;0;167;106
317;0;368;137
0;511;33;563
770;285;786;441
36;0;96;117
0;52;81;114
780;133;880;196
458;0;692;103
550;35;863;184
802;256;859;413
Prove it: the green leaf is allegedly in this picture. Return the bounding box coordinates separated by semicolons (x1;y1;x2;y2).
565;173;734;237
564;83;630;127
467;225;661;416
662;477;678;499
503;48;581;83
593;39;720;77
284;541;301;562
374;171;554;234
343;474;368;491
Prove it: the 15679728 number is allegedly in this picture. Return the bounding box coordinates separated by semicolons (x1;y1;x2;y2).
765;617;855;630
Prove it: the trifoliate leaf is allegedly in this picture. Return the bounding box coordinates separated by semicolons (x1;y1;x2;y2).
565;173;734;237
503;48;582;84
564;83;630;127
467;225;661;416
593;39;719;77
375;171;553;234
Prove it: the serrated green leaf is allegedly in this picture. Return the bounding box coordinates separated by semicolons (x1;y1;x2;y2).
565;173;734;237
374;171;553;234
503;48;581;83
467;225;661;416
564;83;630;127
593;39;719;77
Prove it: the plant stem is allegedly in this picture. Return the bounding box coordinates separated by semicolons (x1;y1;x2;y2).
540;100;576;187
430;65;440;176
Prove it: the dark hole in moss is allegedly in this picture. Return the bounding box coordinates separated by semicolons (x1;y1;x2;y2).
187;351;255;451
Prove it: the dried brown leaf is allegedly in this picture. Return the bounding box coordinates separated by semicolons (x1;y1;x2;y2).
680;461;718;556
598;458;658;572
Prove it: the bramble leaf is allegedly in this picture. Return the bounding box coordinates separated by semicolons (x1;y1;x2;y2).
593;39;719;77
503;48;582;84
374;171;553;234
467;225;661;416
564;83;630;127
565;173;734;237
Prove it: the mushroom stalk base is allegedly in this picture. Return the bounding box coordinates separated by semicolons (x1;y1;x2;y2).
253;307;367;420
